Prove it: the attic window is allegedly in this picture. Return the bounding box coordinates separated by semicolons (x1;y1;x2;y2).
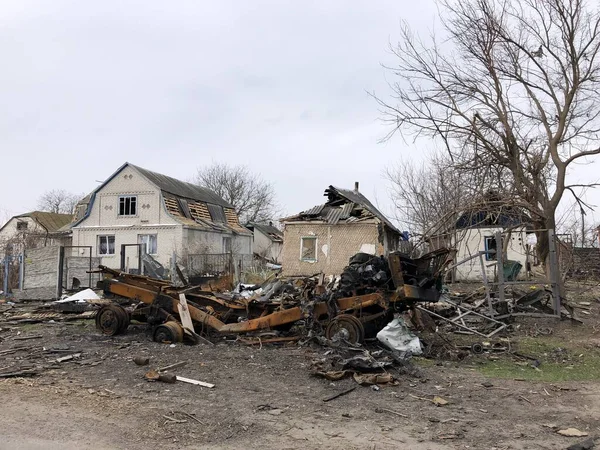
118;196;137;216
16;221;28;231
301;237;317;262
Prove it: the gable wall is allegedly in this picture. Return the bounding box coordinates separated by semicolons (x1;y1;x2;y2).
454;227;529;281
281;222;382;276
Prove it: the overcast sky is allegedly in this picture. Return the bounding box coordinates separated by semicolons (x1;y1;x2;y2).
1;1;598;228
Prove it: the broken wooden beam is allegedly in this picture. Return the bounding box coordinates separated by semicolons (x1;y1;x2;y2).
175;375;214;388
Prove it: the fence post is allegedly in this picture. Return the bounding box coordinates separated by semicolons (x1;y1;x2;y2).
57;246;65;299
495;231;505;307
2;256;9;296
547;229;562;316
18;253;24;290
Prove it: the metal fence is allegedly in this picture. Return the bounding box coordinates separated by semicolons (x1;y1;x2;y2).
186;253;254;277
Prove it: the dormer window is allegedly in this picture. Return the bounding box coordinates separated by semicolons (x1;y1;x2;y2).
118;196;137;216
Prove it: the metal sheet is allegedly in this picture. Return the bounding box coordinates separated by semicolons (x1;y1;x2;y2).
326;208;343;225
303;204;325;216
340;202;354;219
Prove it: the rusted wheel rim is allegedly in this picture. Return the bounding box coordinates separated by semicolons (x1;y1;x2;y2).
325;314;364;344
96;306;122;336
153;322;183;344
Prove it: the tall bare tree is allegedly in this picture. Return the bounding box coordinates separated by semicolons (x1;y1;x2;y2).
37;190;82;214
386;153;482;236
194;163;278;224
376;0;600;269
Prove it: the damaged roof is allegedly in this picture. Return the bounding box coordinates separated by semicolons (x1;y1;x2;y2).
71;163;249;235
282;185;401;234
129;164;233;208
14;211;74;233
247;222;283;242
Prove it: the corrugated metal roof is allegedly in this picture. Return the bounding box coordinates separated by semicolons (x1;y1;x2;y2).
340;202;354;219
303;204;325;216
326;208;343;225
327;186;400;234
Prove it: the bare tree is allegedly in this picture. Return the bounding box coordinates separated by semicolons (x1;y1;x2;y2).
37;190;82;214
386;153;478;236
376;0;600;270
194;163;278;224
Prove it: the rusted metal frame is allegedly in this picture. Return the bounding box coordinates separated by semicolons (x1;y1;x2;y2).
219;293;385;333
495;312;560;320
103;279;226;332
416;305;504;338
418;297;508;338
185;293;247;310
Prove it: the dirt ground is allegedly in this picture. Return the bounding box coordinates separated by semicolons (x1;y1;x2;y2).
1;284;600;450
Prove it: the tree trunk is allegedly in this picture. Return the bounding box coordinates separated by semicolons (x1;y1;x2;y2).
534;214;556;273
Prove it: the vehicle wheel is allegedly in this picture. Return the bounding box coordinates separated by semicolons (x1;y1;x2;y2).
96;304;129;336
153;321;184;344
325;314;365;344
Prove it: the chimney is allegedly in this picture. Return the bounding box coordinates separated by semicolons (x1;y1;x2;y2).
354;181;359;193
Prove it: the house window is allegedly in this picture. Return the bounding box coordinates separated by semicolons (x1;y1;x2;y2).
484;236;497;261
16;221;28;231
301;237;317;262
118;196;137;216
98;235;115;255
223;236;232;254
138;234;157;255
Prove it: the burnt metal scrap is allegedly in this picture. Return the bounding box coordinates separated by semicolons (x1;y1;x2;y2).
93;248;454;345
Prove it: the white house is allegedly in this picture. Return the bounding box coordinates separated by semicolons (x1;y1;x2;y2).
70;163;252;273
246;222;283;263
452;209;533;281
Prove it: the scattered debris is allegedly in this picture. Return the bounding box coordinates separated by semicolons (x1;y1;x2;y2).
567;437;596;450
133;356;150;366
56;353;82;363
374;407;408;418
376;317;422;355
322;386;356;402
13;335;43;341
55;288;100;303
175;375;214;388
558;428;589;437
158;361;187;372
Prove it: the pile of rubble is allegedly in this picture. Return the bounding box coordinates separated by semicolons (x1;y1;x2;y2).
92;248;453;347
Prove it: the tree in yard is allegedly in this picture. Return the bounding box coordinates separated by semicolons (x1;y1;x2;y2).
376;0;600;269
194;163;278;224
37;189;83;214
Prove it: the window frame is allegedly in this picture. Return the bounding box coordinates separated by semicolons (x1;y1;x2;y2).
138;234;158;255
98;235;116;256
222;236;232;254
118;195;138;217
16;221;28;231
300;236;318;262
484;236;497;261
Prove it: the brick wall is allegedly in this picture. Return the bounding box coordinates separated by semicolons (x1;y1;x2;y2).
281;222;382;276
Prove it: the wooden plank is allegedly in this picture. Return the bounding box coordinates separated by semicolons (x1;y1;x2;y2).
175;375;214;388
178;294;194;332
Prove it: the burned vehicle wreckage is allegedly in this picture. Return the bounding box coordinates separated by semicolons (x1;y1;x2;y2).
94;248;453;345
